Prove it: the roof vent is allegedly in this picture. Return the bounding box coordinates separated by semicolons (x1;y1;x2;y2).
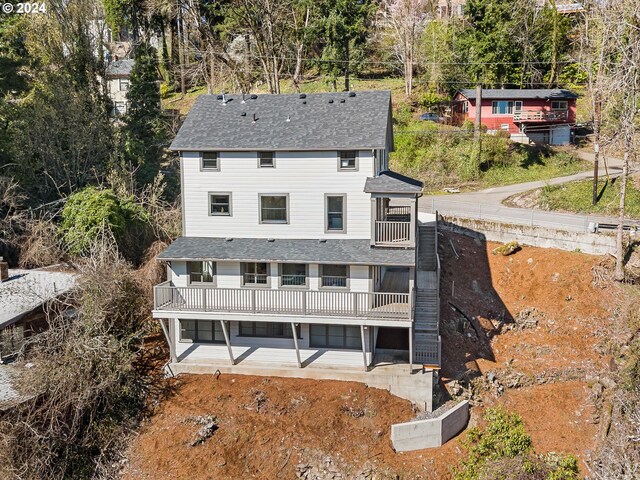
302;100;307;104
267;238;275;242
250;94;258;99
340;99;345;103
286;115;291;122
222;93;227;105
348;92;356;97
328;99;334;104
299;93;306;99
241;112;247;116
216;95;223;100
319;239;327;243
252;113;257;123
225;237;233;242
241;93;246;104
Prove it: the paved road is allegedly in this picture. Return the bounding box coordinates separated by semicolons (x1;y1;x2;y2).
419;151;635;233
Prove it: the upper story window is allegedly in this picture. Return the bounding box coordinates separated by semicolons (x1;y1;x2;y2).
338;151;358;171
491;101;522;115
461;101;469;113
113;101;126;117
201;152;219;171
551;100;568;110
209;192;231;216
325;194;346;233
119;78;130;91
260;194;288;223
242;262;269;285
258;152;275;168
188;261;216;283
320;264;348;288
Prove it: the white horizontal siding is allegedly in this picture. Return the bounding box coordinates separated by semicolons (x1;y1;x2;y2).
173;319;373;367
181;150;375;239
170;261;372;292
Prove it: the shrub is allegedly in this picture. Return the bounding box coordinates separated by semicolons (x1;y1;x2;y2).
454;407;579;480
59;187;150;257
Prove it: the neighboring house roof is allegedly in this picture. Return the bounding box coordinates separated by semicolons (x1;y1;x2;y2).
0;365;29;412
157;237;415;266
364;170;423;194
169;90;393;152
106;59;134;77
0;269;77;329
457;89;578;101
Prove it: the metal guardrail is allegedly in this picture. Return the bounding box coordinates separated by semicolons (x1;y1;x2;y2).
425;198;607;233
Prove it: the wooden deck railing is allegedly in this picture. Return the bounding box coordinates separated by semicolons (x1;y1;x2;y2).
513;110;568;122
375;220;411;246
153;282;411;320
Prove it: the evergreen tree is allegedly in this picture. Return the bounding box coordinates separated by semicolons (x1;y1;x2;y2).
120;43;166;185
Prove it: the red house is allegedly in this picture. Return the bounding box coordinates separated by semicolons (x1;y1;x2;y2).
452;89;578;145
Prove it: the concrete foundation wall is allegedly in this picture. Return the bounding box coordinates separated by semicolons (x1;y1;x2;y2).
169;361;434;411
440;216;616;255
391;400;469;451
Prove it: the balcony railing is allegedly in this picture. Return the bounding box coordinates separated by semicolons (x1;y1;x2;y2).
154;282;411;320
513;110;568;122
375;220;411;246
243;273;268;285
321;275;348;288
281;274;307;286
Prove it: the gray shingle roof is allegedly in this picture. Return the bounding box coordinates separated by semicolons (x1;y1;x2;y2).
157;237;415;266
106;59;134;76
169;91;393;151
458;88;578;100
364;170;423;194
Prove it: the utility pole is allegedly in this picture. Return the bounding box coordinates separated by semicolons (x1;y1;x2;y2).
474;82;483;170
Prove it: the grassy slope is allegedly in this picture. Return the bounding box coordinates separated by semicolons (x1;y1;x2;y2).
540;176;640;218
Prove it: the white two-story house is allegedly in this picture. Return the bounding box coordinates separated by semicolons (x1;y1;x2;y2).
153;91;441;409
105;58;134;117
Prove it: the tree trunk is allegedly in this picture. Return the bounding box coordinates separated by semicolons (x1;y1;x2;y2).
474;82;482;140
177;8;187;98
344;40;350;92
592;86;601;205
615;133;630;282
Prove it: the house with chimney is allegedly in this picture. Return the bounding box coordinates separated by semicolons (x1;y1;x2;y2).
452;88;578;145
152;90;441;410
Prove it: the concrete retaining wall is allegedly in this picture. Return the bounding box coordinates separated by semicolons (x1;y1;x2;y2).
391;400;469;451
440;216;617;255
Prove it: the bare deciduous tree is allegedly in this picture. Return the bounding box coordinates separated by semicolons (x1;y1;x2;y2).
382;0;432;96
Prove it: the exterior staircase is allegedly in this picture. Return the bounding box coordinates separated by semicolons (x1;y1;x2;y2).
413;222;441;367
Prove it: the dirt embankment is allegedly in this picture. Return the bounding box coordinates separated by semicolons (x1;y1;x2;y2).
123;232;618;479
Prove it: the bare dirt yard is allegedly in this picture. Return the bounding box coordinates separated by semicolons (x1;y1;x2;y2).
123;231;619;479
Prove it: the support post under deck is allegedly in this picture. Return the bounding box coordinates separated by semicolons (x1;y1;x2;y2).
409;326;413;374
291;322;302;368
360;325;368;371
219;320;235;365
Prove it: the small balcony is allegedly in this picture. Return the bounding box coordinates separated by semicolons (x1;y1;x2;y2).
374;204;414;247
513;110;568;122
153;281;412;322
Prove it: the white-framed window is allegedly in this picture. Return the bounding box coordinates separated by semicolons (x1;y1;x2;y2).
338;151;358;170
500;124;510;131
309;324;361;349
180;320;225;343
280;263;308;287
242;262;269;285
492;101;522;115
462;101;469;113
201;152;219;171
551;100;568;110
258;152;275;168
259;194;288;223
320;264;348;288
113;101;126;116
325;194;346;233
119;78;130;91
187;261;215;284
209;192;231;216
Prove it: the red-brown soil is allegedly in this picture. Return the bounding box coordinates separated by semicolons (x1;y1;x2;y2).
123;231;618;479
